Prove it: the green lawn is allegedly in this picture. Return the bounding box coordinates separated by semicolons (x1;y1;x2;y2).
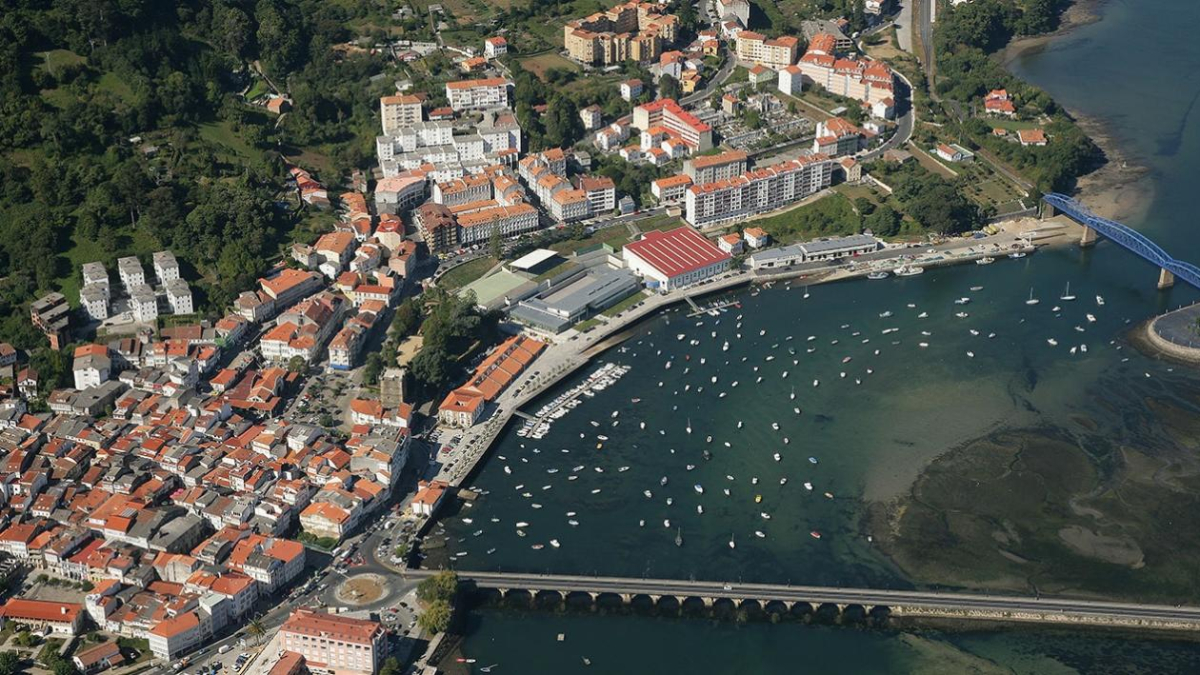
550;225;632;255
518;52;582;80
245;79;270;101
633;214;684;235
97;71;139;104
36;49;86;73
199;120;256;160
439;256;497;290
748;193;861;244
56;228;159;305
987;118;1043;132
600;290;648;317
575;317;603;332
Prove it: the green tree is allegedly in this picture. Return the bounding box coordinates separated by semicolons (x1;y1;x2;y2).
362;353;384;386
417;599;452;634
417;571;459;604
543;95;583;149
0;652;21;675
488;225;502;261
287;356;308;374
659;74;681;101
379;657;403;675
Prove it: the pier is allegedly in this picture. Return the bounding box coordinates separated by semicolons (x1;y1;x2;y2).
405;569;1200;632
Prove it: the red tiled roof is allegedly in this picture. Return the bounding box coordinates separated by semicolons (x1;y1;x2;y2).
624;226;731;279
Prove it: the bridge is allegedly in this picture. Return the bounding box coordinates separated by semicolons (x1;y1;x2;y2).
1043;193;1200;290
405;568;1200;631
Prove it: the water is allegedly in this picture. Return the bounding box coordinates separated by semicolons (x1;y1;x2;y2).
438;1;1200;667
445;609;1200;674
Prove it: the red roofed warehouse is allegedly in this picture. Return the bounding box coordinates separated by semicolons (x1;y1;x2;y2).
622;226;732;291
280;608;385;675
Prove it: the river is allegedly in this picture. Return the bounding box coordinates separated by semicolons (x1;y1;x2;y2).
434;0;1200;670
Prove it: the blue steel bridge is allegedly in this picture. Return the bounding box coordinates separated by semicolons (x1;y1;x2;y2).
1043;192;1200;290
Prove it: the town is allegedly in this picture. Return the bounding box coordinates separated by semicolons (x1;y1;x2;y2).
0;0;1086;674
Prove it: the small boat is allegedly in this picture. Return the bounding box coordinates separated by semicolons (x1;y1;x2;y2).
663;519;671;528
723;489;731;497
810;531;822;539
813;379;819;387
967;351;975;358
517;521;530;528
895;265;924;276
804;482;813;491
1096;295;1105;306
568;520;579;526
824;492;834;499
531;544;544;550
976;256;995;265
1086;313;1097;323
1025;289;1040;306
954;297;970;305
755;494;762;503
867;271;889;280
694;484;704;495
955;312;969;318
917;311;928;318
729;534;736;549
675;528;683;547
697;505;704;514
755;531;766;538
773;453;781;462
780;478;788;485
1047;338;1058;346
550;539;560;548
1061;282;1076;301
644;490;653;499
808;457;818;464
879;311;893;318
842;356;852;364
1009;251;1027;259
661;476;669;486
760;512;771;520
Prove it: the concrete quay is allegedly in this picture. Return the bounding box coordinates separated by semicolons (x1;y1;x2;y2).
1139;302;1200;363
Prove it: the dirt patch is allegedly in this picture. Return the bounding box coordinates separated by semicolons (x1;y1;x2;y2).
336;574;388;605
1058;526;1144;567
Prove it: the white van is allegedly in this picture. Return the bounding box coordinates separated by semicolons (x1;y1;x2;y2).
218;645;233;655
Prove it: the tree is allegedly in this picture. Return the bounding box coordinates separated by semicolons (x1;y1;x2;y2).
417;571;459;604
0;652;21;675
853;197;876;216
488;225;502;261
543;95;582;149
417;600;452;634
247;618;266;643
287;356;308;374
362;353;384;386
659;74;681;101
379;657;403;675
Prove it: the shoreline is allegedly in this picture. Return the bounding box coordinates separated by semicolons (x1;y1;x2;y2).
1000;0;1156;225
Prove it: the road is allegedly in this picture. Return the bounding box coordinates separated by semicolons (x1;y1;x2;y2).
915;0;935;86
402;570;1200;629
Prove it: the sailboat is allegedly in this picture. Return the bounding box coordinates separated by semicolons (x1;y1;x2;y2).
686;418;692;434
675;528;683;547
1025;289;1040;306
1060;282;1076;301
728;534;736;549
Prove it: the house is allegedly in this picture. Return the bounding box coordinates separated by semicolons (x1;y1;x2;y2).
0;342;16;378
73;641;125;673
984;89;1015;116
934;143;974;162
718;233;744;254
266;97;292;114
743;227;769;249
0;599;85;635
1018;128;1048;146
778;65;803;96
651;174;693;204
721;93;739;115
73;344;112;391
484;36;507;58
838;157;862;182
148;611;205;661
410;480;449;517
620;79;644;102
747;64;774;86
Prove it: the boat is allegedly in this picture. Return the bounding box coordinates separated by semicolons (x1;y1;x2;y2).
1096;295;1105;306
809;457;818;464
842;356;852;364
1086;313;1097;323
955;312;969;318
867;271;889;280
1009;251;1027;259
675;528;683;547
1025;289;1040;306
723;489;731;497
917;311;928;318
760;512;771;520
895;265;924;276
644;490;653;499
532;544;544;550
660;476;669;486
755;494;762;503
663;519;671;528
804;482;813;491
879;311;893;318
516;521;529;528
568;520;579;526
755;531;766;538
697;505;704;514
686;419;692;434
1047;338;1058;346
1061;282;1076;301
780;478;788;485
813;379;819;387
773;453;781;462
752;477;759;484
550;539;560;548
954;297;970;305
503;466;512;475
810;531;822;539
694;484;704;495
976;256;995;265
729;534;736;549
1081;344;1088;353
824;492;834;499
771;422;780;431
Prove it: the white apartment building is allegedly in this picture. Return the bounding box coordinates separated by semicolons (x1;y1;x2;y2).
433;174;493;207
579;176;617;214
380;94;423;135
549;189;590;223
81;285;109;321
683;149;749;185
82;262;109;295
457;203;539;244
685;154;834;227
778;64;803;96
152;250;181;284
117;256;145;289
445;77;512;111
129;284;158;323
651;175;693;204
165;279;193;315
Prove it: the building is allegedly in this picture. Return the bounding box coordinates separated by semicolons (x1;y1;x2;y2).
260;270;324;310
457;203;539;244
800;19;854;52
984;89;1016;116
683;149;748;184
148;611;206;662
718;233;744;254
484;36;508;58
81;285;110;322
685;154;834;227
380;368;407;408
580;105;603;130
510;266;641;333
798;36;896;115
438;335;545;427
438;390;485;428
82;261;110;291
280;609;385;675
735;32;800;69
153;251;181;284
1018;128;1048;146
632;99;713;151
935;143;975;162
579;176;617;214
748;64;775;85
31;292;71;350
73;641;125;673
374;174;427;215
744;227;769;249
549;189;590;223
433;174;492;207
380;95;424;135
445;78;512;111
0;599;85;635
651;174;693;204
716;0;751;26
747;234;879;269
129;284;159;323
812;117;862;157
410;480;449;517
622;226;732;291
73;344;111;390
778;64;803;96
165;279;193;315
563;2;679;66
414;203;459;253
117;256;145;289
620;79;644;102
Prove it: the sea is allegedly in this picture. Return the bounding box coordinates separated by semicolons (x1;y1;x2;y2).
434;1;1200;670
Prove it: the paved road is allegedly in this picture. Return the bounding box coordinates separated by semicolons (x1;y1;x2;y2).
404;569;1200;627
894;0;913;52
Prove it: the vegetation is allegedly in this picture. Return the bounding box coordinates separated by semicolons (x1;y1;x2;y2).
417;599;452;634
409;289;500;392
416;570;459;604
0;652;20;675
296;532;338;551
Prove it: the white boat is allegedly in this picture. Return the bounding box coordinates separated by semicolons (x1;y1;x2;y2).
755;531;766;538
694;484;704;495
955;312;969;318
1096;295;1105;306
976;256;995;265
516;521;529;528
1081;344;1088;353
1061;282;1076;301
771;422;780;430
773;453;781;462
644;490;653;499
780;478;788;485
1025;289;1040;306
1047;338;1058;346
729;535;736;549
550;539;560;548
1009;251;1027;259
867;271;889;280
967;351;975;358
664;519;671;528
917;311;928;318
879;311;893;318
1086;313;1097;323
954;297;970;305
661;476;669;486
812;379;819;387
895;265;924;276
697;505;704;514
760;512;771;520
804;482;813;491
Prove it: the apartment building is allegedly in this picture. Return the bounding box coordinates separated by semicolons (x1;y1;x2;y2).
445;77;512;111
735;32;800;69
414;203;459;253
380;94;423;135
279;609;385;675
798;34;896;115
579;176;617;214
549;189;590;223
153;251;181;284
685;154;834;227
632;99;713;151
651;174;693;204
457;203;539;244
433;174;493;207
683;149;748;184
563;2;679;66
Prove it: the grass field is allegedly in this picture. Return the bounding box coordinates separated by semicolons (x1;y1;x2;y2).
439;256;497;290
834;183;887;209
57;228;160;305
199;120;257;160
518;52;581;80
600;290;648;317
551;225;632;254
987;118;1044;132
36;49;86;73
632;214;684;235
97;71;139;104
